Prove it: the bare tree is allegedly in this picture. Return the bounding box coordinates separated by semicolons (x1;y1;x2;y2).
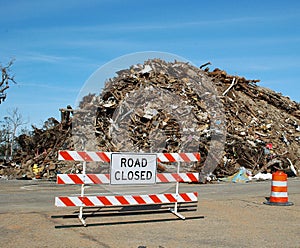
2;108;27;158
0;59;16;104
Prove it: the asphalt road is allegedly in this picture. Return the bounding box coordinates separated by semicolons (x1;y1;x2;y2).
0;178;299;248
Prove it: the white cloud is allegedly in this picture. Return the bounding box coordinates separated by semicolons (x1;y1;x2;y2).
17;53;68;63
17;82;80;93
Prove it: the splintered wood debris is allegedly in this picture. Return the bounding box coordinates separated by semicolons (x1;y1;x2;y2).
1;59;299;182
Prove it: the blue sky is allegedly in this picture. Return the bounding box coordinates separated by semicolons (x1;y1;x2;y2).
1;0;299;129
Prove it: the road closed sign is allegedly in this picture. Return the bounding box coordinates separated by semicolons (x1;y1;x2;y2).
110;153;157;185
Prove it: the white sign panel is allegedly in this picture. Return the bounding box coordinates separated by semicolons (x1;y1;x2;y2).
110;153;157;185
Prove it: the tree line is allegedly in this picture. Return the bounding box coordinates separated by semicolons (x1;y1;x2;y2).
0;60;27;161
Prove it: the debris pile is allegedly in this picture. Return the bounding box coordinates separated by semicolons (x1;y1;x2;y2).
0;118;73;179
1;59;299;181
208;68;300;179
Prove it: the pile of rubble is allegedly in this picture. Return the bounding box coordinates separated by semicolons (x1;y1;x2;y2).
1;59;299;181
209;68;300;179
0;118;73;179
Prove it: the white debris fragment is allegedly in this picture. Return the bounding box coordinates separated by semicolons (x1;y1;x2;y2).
140;65;152;74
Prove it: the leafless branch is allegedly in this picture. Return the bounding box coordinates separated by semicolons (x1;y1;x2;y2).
0;59;16;104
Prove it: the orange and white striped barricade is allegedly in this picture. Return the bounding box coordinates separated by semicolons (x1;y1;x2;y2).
264;170;293;206
55;150;200;226
58;150;200;163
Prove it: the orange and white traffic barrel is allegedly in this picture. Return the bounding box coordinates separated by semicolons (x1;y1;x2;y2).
264;170;293;206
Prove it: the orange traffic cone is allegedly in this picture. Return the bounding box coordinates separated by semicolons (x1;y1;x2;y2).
264;170;293;206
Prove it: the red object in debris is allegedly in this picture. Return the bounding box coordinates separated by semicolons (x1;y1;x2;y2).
266;143;273;149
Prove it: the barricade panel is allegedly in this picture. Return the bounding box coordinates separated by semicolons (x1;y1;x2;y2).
55;192;198;207
58;150;200;162
57;173;199;184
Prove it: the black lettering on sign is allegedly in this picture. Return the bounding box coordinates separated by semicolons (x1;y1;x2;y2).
134;171;140;180
127;171;134;180
139;171;145;180
128;158;134;167
111;154;156;185
142;158;147;167
119;157;149;168
113;171;154;181
146;171;152;180
115;171;120;180
120;158;126;167
135;159;140;167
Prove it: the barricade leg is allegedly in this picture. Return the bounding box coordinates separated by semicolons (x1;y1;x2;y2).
79;162;87;226
170;182;186;219
170;161;185;220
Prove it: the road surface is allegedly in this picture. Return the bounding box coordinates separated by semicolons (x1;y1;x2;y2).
0;178;299;248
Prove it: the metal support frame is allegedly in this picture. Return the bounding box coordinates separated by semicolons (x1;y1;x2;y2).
78;161;87;226
169;161;185;220
77;160;187;224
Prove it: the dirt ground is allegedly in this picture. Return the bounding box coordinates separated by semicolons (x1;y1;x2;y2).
0;179;299;248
